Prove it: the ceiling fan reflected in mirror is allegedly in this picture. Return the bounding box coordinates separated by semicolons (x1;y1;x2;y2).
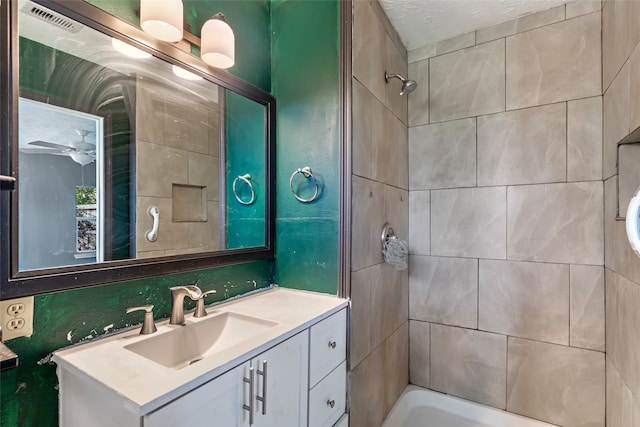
22;129;96;166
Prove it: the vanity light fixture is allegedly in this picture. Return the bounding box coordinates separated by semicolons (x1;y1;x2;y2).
140;1;235;69
200;13;235;69
140;0;183;43
111;38;152;59
172;65;203;81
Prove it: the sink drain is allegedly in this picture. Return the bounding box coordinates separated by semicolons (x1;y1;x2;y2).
189;358;202;365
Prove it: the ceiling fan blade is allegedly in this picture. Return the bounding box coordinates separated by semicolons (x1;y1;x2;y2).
20;147;61;154
28;140;76;151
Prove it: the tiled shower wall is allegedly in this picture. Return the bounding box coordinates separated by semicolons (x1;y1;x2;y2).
349;1;409;426
602;1;640;425
407;3;606;426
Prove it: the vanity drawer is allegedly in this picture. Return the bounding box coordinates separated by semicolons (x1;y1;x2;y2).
309;308;346;387
308;361;346;427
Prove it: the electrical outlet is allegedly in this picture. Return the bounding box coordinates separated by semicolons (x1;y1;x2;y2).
0;296;34;340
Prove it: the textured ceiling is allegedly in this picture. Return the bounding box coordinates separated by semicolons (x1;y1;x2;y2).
378;0;566;51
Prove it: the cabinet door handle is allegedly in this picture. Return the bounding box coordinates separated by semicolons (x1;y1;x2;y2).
243;367;255;425
328;341;337;349
327;399;336;408
256;360;268;415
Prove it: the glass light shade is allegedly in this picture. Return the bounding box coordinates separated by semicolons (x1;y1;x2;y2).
172;65;203;81
140;0;183;43
70;153;95;166
111;38;152;59
201;15;235;69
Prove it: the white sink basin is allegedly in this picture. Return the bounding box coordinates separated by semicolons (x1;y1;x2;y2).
124;312;278;369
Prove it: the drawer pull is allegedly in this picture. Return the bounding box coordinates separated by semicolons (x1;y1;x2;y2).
328;341;337;349
257;360;268;415
327;399;336;408
243;367;255;425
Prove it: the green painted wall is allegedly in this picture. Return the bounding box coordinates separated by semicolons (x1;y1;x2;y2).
225;90;267;248
271;0;340;295
1;0;343;424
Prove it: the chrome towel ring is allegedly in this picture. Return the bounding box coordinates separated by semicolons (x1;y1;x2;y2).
289;166;319;203
232;174;256;205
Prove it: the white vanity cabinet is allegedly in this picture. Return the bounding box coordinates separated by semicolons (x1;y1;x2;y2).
308;309;347;427
145;331;309;427
53;288;348;427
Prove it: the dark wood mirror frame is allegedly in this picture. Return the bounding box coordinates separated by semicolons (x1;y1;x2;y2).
0;0;276;300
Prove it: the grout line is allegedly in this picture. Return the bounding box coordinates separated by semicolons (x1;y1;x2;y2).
568;265;572;348
566;102;569;182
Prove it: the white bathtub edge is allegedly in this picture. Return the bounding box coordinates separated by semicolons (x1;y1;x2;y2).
382;385;559;427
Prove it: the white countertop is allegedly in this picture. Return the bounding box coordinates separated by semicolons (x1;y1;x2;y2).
52;287;348;414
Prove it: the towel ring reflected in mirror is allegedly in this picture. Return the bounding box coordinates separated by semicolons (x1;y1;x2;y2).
232;174;256;205
289;166;319;203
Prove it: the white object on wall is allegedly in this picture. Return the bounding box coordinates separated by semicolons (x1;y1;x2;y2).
626;186;640;258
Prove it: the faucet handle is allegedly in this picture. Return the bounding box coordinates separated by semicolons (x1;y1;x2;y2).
193;290;217;318
169;285;202;300
126;305;158;335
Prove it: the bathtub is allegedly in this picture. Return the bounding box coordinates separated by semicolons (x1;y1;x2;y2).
382;385;557;427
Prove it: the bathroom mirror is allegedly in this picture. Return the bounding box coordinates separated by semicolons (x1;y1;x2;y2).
0;0;276;299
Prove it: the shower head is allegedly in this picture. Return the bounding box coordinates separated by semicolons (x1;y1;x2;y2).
384;71;418;96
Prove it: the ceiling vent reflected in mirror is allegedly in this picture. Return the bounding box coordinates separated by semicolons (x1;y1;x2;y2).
21;1;81;33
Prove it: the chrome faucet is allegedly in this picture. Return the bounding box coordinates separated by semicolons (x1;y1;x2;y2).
169;285;202;325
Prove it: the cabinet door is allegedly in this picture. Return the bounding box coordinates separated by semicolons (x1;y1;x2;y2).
252;331;309;427
144;363;250;427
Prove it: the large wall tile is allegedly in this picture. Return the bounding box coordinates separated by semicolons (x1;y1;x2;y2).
506;12;601;110
603;61;630;179
352;176;385;270
410;256;478;329
408;60;429;127
607;272;640;400
602;0;640;91
409;118;476;190
479;260;569;344
378;110;408;188
409;320;430;388
353;0;386;102
607;357;625;427
569;265;605;351
435;32;475;56
371;262;408;348
568;97;603;182
350;267;371;368
431;324;507;409
605;177;617;270
477;103;566;186
631;45;640;133
507;338;605;427
566;1;601;19
430;39;505;123
507;182;603;265
350;348;384;427
382;322;409;416
408;190;430;255
137;141;189;198
385;185;409;246
431;187;506;259
352;79;381;180
385;36;408;124
408;43;435;64
476;5;566;44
